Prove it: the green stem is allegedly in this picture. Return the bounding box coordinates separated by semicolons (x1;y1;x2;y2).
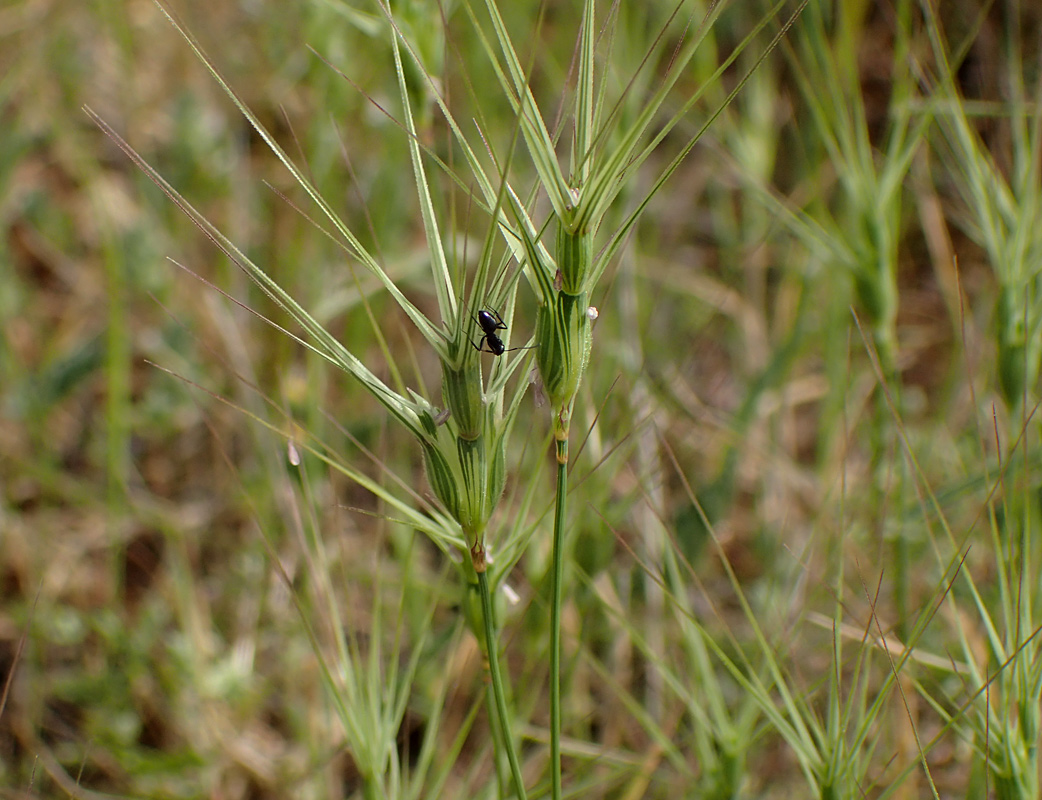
485;682;510;798
550;436;568;800
476;555;528;800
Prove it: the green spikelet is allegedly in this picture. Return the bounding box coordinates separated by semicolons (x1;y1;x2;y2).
485;430;506;521
557;221;592;295
536;289;592;430
456;435;488;535
421;438;461;523
442;358;483;440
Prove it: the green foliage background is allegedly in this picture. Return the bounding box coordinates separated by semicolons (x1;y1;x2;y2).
3;0;1042;797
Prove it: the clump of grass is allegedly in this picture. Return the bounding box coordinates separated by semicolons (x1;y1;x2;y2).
469;1;805;791
90;0;806;796
914;7;1042;795
36;0;1042;797
924;1;1042;414
728;0;932;639
91;0;540;790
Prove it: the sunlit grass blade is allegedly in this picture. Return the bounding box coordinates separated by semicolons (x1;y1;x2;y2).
388;25;457;326
470;0;572;217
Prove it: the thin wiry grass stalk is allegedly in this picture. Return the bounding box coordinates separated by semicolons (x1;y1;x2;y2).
475;558;528;800
549;437;568;800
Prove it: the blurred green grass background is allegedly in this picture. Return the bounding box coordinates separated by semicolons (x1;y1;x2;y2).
4;0;1042;797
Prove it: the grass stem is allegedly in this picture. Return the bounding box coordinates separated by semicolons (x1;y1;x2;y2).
550;436;569;800
476;554;528;800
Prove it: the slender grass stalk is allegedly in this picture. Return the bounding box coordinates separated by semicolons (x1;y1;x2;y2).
475;550;528;800
549;437;568;800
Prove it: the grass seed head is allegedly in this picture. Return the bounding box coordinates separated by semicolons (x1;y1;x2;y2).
420;414;507;546
556;220;592;295
457;435;495;539
536;289;592;435
442;358;484;440
422;437;462;526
